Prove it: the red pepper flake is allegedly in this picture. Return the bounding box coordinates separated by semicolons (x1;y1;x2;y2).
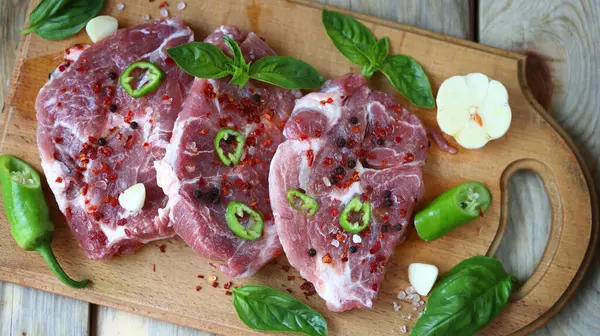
124;228;132;237
162;95;170;101
197;275;204;279
108;174;118;181
314;130;322;138
84;200;90;205
369;241;382;254
209;263;216;268
195;285;201;291
56;102;63;108
117;218;128;226
381;160;387;167
165;57;175;66
400;209;406;217
254;157;262;164
225;291;232;296
395;136;402;143
327;97;333;104
55;177;63;183
100;162;110;173
379;233;385;239
81;183;89;196
211;281;219;288
65;207;72;219
288;276;296;281
351;126;360;133
158;1;167;8
88;136;97;144
300;281;317;298
143;142;150;148
479;207;484;217
103;196;111;204
352;171;360;182
329;208;339;217
383;214;389;222
341;253;348;262
264;111;273;121
336;233;345;243
249;200;258;207
321;254;332;264
224;281;233;289
403;153;415;163
109;197;118;207
371;283;378;291
125;134;136;149
203;83;217;99
263;138;272;147
306;150;314;167
88;205;98;211
153;264;156;272
159;244;167;253
200;129;208;136
103;97;112;106
294;117;302;124
320;100;326;105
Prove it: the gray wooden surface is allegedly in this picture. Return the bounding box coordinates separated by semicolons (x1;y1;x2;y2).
1;0;598;335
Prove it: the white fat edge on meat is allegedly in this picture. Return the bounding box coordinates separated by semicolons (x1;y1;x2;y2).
40;160;71;213
286;139;323;190
284;92;344;139
138;21;194;62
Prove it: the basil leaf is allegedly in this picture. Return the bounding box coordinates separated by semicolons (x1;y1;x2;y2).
229;63;251;88
249;56;325;89
411;256;517;336
26;0;70;29
378;54;435;108
222;36;246;69
23;0;104;40
167;42;234;79
232;285;328;336
375;37;390;65
322;9;377;69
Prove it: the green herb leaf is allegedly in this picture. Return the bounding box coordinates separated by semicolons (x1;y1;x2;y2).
222;36;246;69
378;54;435;108
322;9;377;70
410;256;517;336
375;37;390;64
167;42;234;79
22;0;104;40
232;285;328;336
249;56;325;89
26;0;70;28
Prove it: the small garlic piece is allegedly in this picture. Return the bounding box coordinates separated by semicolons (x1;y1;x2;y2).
118;183;146;212
436;73;511;149
408;263;439;296
86;16;119;43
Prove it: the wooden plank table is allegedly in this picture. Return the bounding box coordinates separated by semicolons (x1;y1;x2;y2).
0;0;598;334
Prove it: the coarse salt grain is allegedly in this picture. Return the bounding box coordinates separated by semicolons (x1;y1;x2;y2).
352;234;362;244
392;302;401;311
185;164;195;173
322;176;331;187
160;7;169;17
331;239;340;247
405;286;416;294
407;314;413;320
397;290;406;300
143;14;150;20
116;2;125;11
412;300;420;307
419;300;424;305
177;2;186;10
209;275;217;282
399;325;407;334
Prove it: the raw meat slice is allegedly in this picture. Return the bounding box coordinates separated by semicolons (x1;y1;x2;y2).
156;26;300;277
269;73;428;311
36;19;194;259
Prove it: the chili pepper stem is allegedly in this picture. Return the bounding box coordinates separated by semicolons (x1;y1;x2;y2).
36;243;89;288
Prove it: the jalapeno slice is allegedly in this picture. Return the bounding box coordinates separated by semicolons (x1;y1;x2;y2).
340;196;371;233
120;61;165;98
286;189;318;217
215;128;245;167
225;201;264;240
414;181;492;241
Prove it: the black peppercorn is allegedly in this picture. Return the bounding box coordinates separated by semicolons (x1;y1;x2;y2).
130;121;139;129
349;246;358;253
97;138;107;146
384;190;392;199
394;224;403;231
329;175;339;185
335;138;347;147
347;159;356;169
251;93;261;103
428;141;431;148
108;72;117;80
206;187;220;203
297;188;306;194
385;199;393;207
193;190;203;199
382;225;389;232
308;248;317;256
350;116;359;124
334;166;344;175
108;104;118;112
376;138;385;146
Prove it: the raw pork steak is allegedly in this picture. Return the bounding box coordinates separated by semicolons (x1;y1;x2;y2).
269;74;428;311
36;19;194;259
156;26;300;277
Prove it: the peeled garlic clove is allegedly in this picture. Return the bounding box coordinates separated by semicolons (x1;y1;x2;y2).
408;263;439;297
118;183;146;212
86;16;118;43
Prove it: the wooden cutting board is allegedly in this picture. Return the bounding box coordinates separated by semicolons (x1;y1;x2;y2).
0;0;597;335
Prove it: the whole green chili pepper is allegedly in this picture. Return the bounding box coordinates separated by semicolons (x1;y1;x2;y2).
340;196;371;233
414;181;492;241
120;61;165;98
286;189;318;217
0;155;89;288
215;128;245;167
225;201;264;240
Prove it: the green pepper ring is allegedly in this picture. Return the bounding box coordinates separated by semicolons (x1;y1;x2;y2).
120;61;165;98
214;128;245;167
286;189;318;217
225;201;264;240
340;196;371;233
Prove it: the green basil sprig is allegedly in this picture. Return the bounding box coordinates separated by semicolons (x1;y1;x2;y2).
167;37;324;90
21;0;104;41
411;256;518;336
322;9;434;108
232;285;328;336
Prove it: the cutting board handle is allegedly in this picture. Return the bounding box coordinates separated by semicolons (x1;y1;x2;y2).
489;158;562;299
